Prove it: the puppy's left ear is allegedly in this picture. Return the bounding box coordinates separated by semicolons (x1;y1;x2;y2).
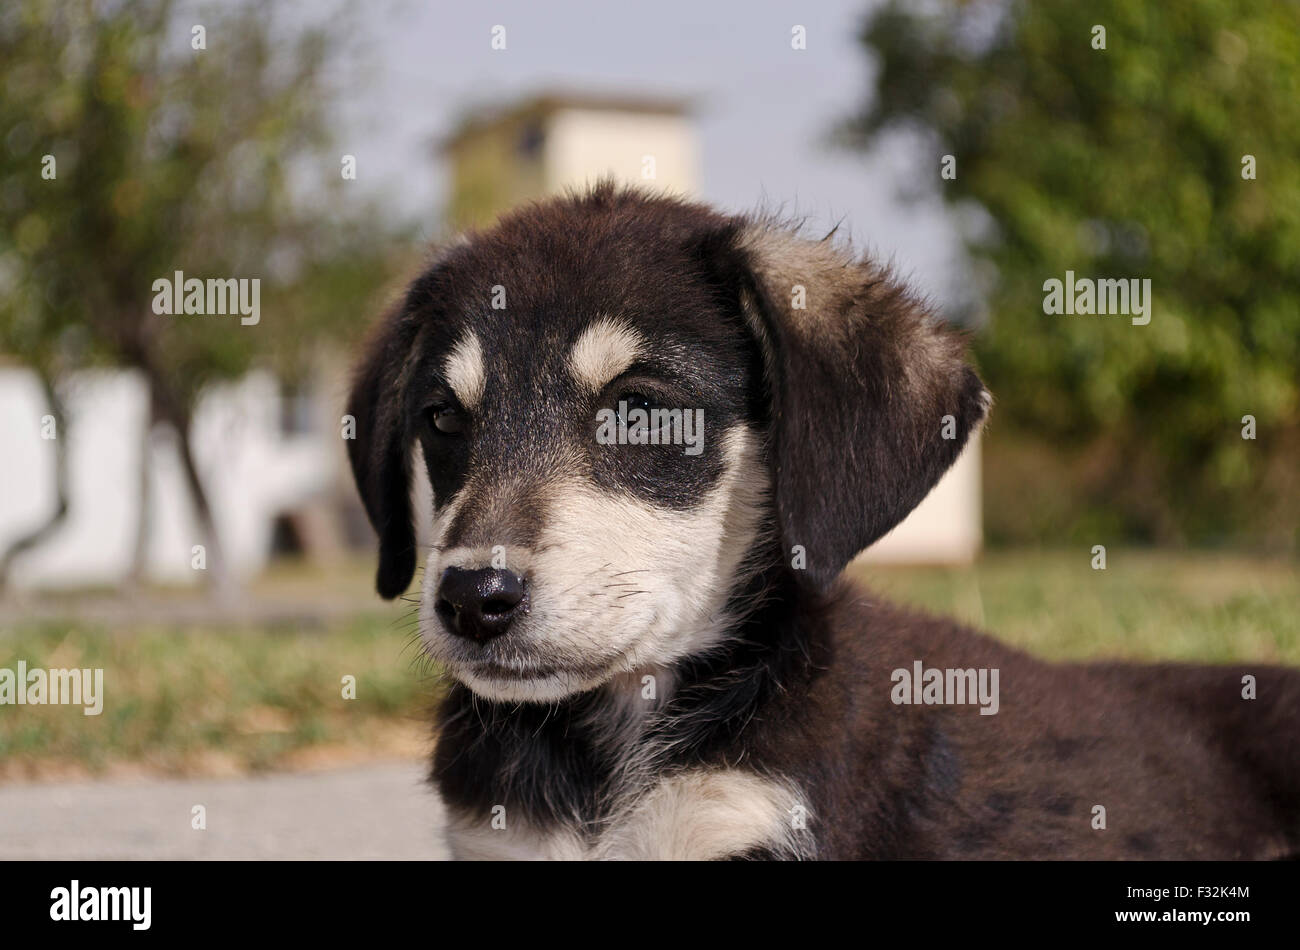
346;300;420;599
706;221;991;592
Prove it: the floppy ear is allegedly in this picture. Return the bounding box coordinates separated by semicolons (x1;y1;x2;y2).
726;222;990;592
346;300;420;599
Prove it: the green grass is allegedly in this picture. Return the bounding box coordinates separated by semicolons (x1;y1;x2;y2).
1;549;1296;778
849;549;1300;664
0;612;437;780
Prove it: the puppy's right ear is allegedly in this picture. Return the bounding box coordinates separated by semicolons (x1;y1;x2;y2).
346;300;420;599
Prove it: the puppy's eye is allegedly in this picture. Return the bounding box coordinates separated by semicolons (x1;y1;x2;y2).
427;405;465;435
617;392;657;421
613;391;668;438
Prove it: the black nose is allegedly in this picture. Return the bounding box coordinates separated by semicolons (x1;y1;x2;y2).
435;567;528;641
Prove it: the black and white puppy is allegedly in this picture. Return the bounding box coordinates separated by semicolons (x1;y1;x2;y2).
348;183;1300;860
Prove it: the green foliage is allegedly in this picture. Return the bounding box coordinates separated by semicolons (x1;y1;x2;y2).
0;0;402;400
844;0;1300;548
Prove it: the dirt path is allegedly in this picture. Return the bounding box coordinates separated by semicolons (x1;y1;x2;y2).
0;761;449;859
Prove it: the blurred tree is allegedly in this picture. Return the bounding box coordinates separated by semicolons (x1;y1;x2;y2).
842;0;1300;549
0;0;403;590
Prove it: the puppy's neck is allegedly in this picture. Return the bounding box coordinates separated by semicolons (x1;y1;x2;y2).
594;550;805;732
431;554;822;831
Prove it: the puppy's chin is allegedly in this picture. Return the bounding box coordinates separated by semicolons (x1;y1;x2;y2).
454;665;613;703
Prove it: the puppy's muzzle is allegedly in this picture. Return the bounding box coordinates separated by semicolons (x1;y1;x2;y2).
435;566;529;642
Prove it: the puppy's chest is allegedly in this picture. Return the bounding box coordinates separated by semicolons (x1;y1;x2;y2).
443;767;806;861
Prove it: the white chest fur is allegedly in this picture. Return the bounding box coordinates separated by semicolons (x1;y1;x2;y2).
443;768;810;861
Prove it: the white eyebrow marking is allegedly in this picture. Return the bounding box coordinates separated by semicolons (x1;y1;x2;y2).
567;318;646;392
443;332;485;408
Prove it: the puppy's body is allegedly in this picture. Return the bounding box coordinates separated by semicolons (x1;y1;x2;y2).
435;582;1300;860
347;184;1300;860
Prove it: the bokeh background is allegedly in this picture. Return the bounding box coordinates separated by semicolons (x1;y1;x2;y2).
0;0;1296;846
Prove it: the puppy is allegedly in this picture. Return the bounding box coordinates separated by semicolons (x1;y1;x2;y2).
347;183;1300;860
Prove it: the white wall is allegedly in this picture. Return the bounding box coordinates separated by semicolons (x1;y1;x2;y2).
0;367;337;589
543;107;700;196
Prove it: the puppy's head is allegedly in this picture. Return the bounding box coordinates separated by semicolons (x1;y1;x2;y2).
348;184;988;702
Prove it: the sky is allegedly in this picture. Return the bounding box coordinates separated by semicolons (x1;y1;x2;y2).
331;0;968;311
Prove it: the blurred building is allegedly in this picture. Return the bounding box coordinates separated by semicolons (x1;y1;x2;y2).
442;92;699;228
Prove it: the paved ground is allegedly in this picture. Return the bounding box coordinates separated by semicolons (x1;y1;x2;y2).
0;761;450;859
